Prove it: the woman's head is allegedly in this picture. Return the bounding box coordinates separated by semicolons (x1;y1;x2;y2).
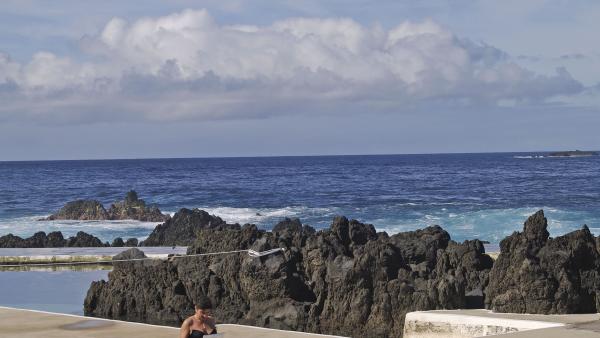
194;296;213;316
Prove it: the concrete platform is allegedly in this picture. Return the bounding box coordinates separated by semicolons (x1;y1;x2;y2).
403;309;600;337
0;306;347;338
0;247;187;270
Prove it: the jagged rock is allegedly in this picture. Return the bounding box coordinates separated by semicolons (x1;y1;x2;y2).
0;231;67;248
66;231;106;247
44;200;108;220
140;208;237;246
0;234;28;248
125;238;139;247
85;217;492;337
486;210;600;314
107;190;169;222
42;191;168;222
46;231;67;247
0;230;105;248
111;237;125;247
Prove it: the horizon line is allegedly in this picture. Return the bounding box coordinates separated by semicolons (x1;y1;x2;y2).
1;149;598;163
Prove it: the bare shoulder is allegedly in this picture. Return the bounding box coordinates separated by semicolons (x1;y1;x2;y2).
181;316;193;327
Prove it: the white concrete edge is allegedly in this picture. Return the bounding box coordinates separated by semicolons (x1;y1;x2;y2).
217;324;348;338
0;306;179;330
0;254;168;259
0;306;348;338
405;311;565;330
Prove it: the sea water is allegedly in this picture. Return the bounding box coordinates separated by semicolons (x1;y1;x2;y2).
1;153;599;243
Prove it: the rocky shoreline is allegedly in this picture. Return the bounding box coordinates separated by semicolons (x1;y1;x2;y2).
0;231;139;248
83;209;600;337
2;193;599;337
82;208;595;337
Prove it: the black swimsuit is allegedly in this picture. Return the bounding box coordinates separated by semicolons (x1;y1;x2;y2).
189;329;217;338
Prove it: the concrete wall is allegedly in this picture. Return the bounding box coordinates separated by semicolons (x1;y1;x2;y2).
403;311;564;338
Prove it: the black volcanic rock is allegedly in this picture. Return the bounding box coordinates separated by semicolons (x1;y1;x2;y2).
85;217;492;337
46;231;67;247
0;231;105;248
0;231;67;248
42;191;168;222
111;237;125;247
0;234;29;248
45;200;108;220
486;210;600;314
125;238;139;247
66;231;106;247
107;190;169;222
140;208;237;246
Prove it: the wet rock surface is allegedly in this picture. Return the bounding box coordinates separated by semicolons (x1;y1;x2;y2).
85;215;492;337
42;191;168;222
486;210;600;314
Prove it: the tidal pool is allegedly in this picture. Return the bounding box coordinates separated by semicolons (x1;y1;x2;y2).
0;269;109;315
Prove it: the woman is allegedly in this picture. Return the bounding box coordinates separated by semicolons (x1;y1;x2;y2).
179;297;217;338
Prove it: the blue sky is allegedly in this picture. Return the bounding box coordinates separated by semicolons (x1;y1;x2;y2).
0;0;599;160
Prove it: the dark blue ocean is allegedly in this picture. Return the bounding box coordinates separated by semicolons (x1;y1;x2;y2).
1;153;599;243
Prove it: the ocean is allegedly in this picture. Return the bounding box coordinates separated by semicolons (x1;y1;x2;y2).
1;153;599;244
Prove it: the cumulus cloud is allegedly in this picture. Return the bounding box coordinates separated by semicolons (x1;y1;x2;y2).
0;9;585;123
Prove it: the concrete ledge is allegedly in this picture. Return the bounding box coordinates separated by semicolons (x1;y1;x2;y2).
0;247;187;270
403;309;600;338
0;306;348;338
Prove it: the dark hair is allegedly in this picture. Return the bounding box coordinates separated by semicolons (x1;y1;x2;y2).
195;296;213;310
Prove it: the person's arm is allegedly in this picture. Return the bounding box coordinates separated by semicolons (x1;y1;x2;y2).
179;318;191;338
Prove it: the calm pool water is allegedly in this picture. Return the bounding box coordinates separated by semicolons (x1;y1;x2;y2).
0;270;109;315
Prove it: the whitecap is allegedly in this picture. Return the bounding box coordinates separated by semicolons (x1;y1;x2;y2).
183;205;338;227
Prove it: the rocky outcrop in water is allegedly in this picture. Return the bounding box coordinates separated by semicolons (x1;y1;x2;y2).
107;190;169;222
140;208;237;246
45;200;108;220
85;215;492;337
486;210;600;314
66;231;107;247
0;231;107;248
125;238;139;247
548;150;598;157
42;191;168;222
111;237;125;247
0;230;140;248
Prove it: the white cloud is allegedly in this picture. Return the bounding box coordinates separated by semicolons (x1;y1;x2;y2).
0;9;586;123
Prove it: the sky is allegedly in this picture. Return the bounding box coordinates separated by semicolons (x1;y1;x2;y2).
0;0;599;160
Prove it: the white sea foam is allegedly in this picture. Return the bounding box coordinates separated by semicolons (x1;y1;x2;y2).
370;207;600;243
514;155;545;159
182;206;338;227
